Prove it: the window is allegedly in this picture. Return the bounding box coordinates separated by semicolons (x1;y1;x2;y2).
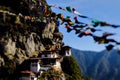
31;77;34;80
45;54;47;57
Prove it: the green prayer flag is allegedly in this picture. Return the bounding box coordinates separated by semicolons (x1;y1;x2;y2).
92;20;100;23
92;20;100;27
66;6;72;12
48;6;51;11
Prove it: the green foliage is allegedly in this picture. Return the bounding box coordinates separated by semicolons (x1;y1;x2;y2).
0;0;30;15
38;77;45;80
0;59;16;80
0;6;11;11
40;69;62;80
61;56;90;80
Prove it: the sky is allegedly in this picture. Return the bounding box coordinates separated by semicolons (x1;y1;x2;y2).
46;0;120;52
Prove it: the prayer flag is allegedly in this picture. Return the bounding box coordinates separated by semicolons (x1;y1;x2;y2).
100;22;111;26
92;20;100;27
59;7;66;10
67;28;72;32
78;15;88;18
111;25;120;28
72;8;82;15
66;6;72;12
106;44;114;51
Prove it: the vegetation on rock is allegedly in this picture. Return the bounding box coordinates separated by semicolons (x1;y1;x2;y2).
61;56;90;80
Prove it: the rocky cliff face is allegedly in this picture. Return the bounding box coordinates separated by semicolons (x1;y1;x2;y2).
0;21;63;65
0;0;88;80
0;17;64;79
0;0;63;65
0;0;64;79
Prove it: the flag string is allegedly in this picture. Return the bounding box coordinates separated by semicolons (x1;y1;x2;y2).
50;5;120;28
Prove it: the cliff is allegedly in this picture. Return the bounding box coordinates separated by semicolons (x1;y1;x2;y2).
0;0;89;80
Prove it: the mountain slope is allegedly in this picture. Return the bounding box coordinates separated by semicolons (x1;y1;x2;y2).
72;48;120;80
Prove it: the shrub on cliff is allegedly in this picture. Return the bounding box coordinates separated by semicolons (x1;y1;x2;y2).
61;56;90;80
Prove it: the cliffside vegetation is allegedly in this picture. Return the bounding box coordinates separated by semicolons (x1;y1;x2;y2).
61;56;91;80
